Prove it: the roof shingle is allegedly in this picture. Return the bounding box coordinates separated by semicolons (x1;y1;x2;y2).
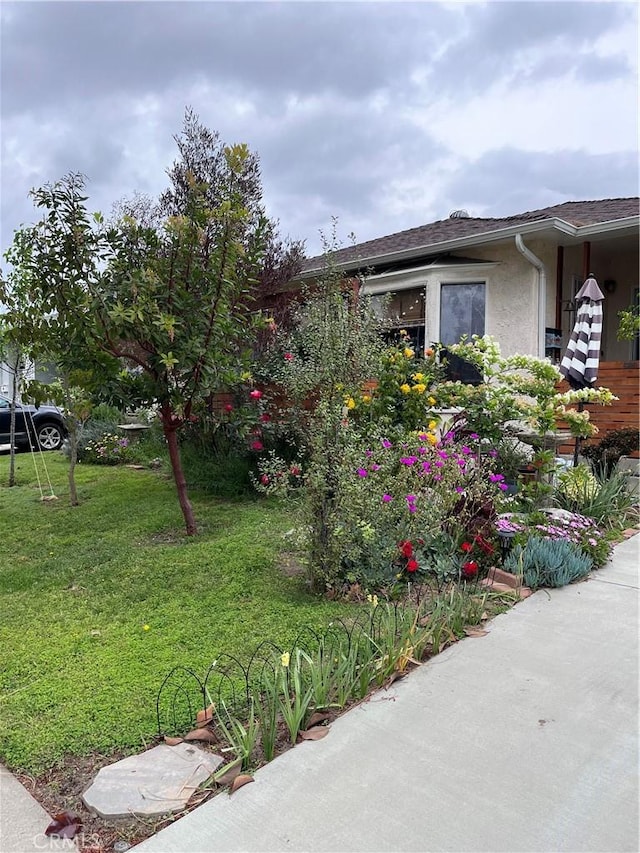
301;198;639;273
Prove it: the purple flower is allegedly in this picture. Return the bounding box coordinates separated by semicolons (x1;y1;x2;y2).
382;494;393;503
406;494;416;503
400;456;417;466
489;474;505;482
457;459;466;468
437;450;449;459
488;449;498;458
469;433;479;440
408;504;417;514
421;461;431;472
461;446;472;455
433;474;443;481
455;486;465;494
434;460;444;468
370;463;380;472
381;439;392;449
357;468;368;478
365;450;373;458
498;483;508;491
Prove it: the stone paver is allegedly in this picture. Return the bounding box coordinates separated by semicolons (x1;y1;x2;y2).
82;743;222;819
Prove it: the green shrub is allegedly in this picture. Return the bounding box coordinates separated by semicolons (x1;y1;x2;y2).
581;428;639;478
179;439;254;498
83;431;132;465
555;467;636;528
90;403;124;423
503;535;592;588
63;417;121;462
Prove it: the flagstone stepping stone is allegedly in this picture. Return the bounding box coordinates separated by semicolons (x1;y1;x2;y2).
82;742;223;819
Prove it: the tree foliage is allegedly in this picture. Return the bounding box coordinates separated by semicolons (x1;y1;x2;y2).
2;110;302;533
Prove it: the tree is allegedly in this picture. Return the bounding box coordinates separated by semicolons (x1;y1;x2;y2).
0;313;31;487
12;111;302;533
1;214;116;504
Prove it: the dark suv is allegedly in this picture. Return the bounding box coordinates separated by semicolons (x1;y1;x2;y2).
0;395;66;451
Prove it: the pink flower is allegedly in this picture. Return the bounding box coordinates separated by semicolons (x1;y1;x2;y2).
260;474;270;485
284;352;293;361
249;389;263;400
250;439;264;451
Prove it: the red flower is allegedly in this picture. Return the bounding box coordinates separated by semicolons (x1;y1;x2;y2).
249;389;263;400
260;474;269;485
406;558;419;573
260;413;271;423
224;403;234;413
474;535;494;555
284;352;293;361
461;542;473;553
462;561;479;578
250;440;264;451
290;465;301;476
399;540;413;558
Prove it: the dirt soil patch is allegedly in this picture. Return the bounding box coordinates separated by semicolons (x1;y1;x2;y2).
16;746;220;852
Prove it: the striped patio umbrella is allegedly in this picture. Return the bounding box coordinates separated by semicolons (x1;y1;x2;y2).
560;275;605;390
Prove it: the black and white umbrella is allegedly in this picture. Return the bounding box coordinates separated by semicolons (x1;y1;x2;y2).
560;275;605;465
560;275;605;390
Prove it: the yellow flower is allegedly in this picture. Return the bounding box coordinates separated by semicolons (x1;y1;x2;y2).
280;651;290;667
412;383;426;394
240;371;253;382
411;372;424;382
362;394;372;404
428;420;437;430
400;383;411;394
143;624;150;631
345;397;356;410
404;348;415;359
428;396;436;405
426;433;437;445
366;593;379;608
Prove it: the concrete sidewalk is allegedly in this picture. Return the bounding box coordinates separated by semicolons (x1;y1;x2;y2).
134;535;639;853
1;537;638;853
0;765;68;853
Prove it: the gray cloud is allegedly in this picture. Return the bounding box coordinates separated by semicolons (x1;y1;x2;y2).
1;1;637;259
431;1;635;95
443;148;640;219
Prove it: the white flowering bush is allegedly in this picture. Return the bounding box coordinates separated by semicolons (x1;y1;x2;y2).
437;335;616;440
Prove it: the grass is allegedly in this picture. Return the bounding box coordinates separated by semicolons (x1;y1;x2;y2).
0;452;355;773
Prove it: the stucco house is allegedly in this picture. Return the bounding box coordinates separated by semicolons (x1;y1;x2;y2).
291;197;639;437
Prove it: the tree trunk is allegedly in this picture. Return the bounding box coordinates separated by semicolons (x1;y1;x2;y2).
68;422;79;506
162;412;197;535
9;401;16;487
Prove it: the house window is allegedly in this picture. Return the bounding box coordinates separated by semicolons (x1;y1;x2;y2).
371;287;426;352
439;282;485;346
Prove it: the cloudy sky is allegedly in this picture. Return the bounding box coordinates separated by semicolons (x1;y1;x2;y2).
1;1;638;261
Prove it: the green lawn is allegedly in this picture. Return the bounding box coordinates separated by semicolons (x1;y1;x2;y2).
0;453;350;772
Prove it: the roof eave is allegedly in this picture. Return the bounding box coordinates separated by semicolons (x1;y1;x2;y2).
297;214;639;279
297;218;574;279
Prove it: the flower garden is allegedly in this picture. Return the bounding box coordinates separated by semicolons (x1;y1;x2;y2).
2;264;638;850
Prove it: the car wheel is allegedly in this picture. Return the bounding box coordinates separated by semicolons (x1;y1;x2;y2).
37;422;64;451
